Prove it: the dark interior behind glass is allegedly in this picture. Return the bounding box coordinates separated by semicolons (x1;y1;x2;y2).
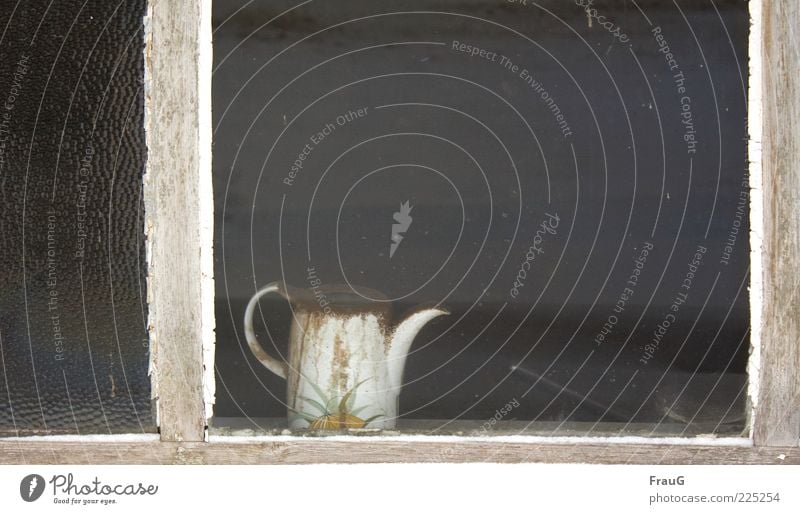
212;0;749;436
0;0;152;435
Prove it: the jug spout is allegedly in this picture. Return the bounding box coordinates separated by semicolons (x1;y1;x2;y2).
387;306;449;391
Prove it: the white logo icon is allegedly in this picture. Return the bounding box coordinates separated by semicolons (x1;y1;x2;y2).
389;201;413;258
20;474;45;502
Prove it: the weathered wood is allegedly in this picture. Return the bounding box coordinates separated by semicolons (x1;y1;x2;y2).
143;0;207;441
0;440;797;465
211;417;746;438
753;0;800;447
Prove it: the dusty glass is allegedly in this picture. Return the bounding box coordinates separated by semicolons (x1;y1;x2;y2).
212;0;749;437
0;0;153;435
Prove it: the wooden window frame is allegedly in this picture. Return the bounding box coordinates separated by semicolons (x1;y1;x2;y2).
1;0;798;464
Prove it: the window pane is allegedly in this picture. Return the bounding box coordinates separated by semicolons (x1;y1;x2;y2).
0;0;153;435
213;0;749;436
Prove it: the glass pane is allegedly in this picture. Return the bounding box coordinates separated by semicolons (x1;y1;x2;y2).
0;0;153;435
213;0;749;436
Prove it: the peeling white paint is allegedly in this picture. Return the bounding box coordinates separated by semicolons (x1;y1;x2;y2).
198;0;216;432
142;1;159;428
210;434;753;447
746;0;763;440
7;434;160;442
142;0;214;434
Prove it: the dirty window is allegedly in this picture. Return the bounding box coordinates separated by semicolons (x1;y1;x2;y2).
212;0;749;437
0;0;153;435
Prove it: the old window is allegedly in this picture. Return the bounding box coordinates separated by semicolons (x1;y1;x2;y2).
2;0;798;463
211;0;751;437
0;0;153;436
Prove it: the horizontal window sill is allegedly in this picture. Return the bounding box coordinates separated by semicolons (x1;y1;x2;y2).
1;439;797;465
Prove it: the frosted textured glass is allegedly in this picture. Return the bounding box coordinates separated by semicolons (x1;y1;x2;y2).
0;0;153;435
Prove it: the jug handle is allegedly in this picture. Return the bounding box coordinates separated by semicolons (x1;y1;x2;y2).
243;282;288;379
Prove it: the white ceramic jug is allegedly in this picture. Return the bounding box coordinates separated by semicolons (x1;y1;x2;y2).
244;282;447;430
